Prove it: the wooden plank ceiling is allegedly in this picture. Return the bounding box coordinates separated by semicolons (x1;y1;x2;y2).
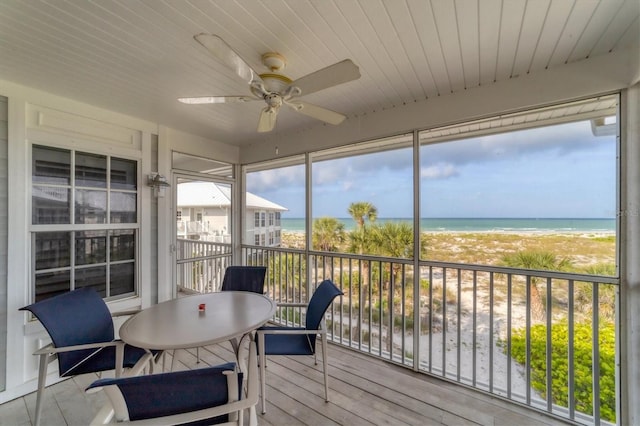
0;0;637;147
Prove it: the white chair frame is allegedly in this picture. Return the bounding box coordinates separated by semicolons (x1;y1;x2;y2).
256;301;330;415
87;340;260;426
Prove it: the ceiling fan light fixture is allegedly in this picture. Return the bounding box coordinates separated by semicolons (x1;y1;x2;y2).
259;73;292;93
262;52;286;72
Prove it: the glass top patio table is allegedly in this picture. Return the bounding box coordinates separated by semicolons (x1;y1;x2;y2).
118;291;277;350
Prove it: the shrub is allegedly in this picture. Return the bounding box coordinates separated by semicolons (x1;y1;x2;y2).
507;321;616;422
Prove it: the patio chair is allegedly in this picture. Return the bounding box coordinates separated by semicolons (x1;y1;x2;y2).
20;288;159;426
86;340;260;425
221;265;267;293
196;265;268;363
256;279;343;414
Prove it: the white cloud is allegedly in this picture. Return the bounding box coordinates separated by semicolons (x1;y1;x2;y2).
246;165;304;192
421;163;459;179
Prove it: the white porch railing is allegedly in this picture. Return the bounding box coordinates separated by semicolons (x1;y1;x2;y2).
242;245;619;426
176;239;232;293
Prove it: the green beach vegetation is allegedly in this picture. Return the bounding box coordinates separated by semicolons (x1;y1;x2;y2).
302;202;617;421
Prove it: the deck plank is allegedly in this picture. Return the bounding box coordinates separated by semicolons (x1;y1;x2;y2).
4;341;571;425
0;397;31;426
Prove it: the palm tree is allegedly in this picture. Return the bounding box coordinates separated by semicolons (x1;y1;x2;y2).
347;202;378;327
313;217;346;280
348;201;378;230
347;201;378;288
371;222;413;259
371;222;414;291
312;217;345;252
347;228;372;255
500;250;573;323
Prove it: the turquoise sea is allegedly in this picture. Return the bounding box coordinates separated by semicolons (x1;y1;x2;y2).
281;218;616;233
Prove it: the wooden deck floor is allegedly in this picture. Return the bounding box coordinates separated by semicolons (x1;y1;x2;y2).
1;341;570;425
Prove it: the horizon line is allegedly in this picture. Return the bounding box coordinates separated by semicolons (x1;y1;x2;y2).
280;217;616;220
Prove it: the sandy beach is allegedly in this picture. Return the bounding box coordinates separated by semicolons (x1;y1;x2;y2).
282;230;616;270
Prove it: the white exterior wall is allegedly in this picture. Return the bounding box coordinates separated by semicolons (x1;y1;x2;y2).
177;206;230;242
203;207;230;237
0;97;7;393
0;79;238;403
244;208;282;247
245;209;258;245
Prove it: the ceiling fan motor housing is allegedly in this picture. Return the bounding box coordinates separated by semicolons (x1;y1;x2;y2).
262;52;286;72
264;93;283;109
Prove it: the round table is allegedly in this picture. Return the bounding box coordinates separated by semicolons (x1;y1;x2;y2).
119;291;276;350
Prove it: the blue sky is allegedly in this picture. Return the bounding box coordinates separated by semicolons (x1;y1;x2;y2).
246;119;616;219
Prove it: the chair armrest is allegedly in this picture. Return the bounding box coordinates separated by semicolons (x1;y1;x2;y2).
88;340;260;425
34;340;121;355
94;395;256;426
111;309;141;318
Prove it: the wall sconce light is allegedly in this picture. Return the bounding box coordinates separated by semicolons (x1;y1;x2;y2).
148;173;170;197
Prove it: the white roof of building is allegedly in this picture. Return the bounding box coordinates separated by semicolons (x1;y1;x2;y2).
177;182;287;212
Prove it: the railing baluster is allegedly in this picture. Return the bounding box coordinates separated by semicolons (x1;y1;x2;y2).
456;269;461;381
472;270;477;387
340;256;345;345
526;275;532;405
442;267;447;377
568;279;575;421
592;281;601;426
358;258;362;351
489;271;494;393
546;276;553;413
401;264;406;365
388;261;394;361
368;259;373;354
428;265;433;373
507;273;512;399
378;260;383;357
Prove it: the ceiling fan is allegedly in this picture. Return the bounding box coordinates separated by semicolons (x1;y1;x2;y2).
179;34;361;133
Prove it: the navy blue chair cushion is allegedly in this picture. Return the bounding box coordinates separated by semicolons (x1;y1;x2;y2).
87;362;241;424
305;280;343;331
20;288;116;376
259;327;314;355
258;280;342;355
20;287;158;377
221;266;266;293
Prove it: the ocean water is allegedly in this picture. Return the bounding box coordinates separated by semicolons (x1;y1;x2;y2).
280;217;616;233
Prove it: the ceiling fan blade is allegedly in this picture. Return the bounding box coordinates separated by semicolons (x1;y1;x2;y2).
257;107;278;132
289;59;360;97
194;33;263;85
178;95;257;104
288;101;346;125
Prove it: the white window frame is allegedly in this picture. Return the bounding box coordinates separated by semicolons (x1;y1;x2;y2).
29;144;141;302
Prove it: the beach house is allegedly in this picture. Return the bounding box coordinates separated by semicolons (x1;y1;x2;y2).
176;181;287;246
0;1;639;425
